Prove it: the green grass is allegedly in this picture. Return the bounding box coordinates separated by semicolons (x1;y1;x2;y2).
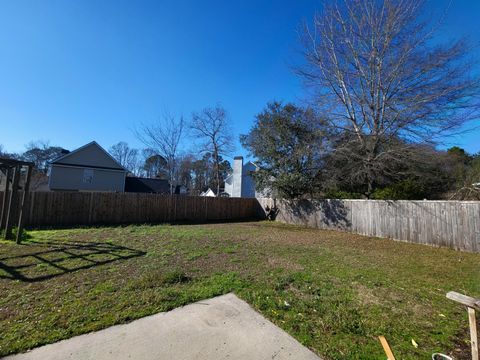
0;222;478;359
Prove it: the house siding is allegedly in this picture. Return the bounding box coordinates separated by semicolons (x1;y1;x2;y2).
49;165;125;192
224;176;233;196
224;157;262;199
49;142;126;192
231;157;243;198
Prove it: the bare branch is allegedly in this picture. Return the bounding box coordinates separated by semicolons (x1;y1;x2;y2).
135;111;185;193
299;0;480;196
190;105;235;195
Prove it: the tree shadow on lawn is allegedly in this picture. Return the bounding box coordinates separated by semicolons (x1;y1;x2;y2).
0;240;145;283
284;199;351;229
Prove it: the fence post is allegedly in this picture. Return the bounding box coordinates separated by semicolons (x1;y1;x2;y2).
173;195;177;223
0;166;12;231
4;166;20;240
88;192;94;225
205;196;208;221
447;291;479;360
29;191;35;227
16;165;32;244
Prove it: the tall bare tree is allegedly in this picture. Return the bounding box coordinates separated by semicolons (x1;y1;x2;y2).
300;0;480;197
136;112;184;193
191;105;234;195
109;141;141;175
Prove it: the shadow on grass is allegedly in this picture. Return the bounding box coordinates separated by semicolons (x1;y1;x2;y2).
0;241;145;283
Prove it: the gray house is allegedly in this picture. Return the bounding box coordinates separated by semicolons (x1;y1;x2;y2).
49;141;127;192
224;156;265;198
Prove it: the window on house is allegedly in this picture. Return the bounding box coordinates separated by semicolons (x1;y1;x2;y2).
83;169;94;183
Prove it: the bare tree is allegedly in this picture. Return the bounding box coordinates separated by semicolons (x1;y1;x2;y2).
191;105;234;195
300;0;480;197
136;112;184;193
109;141;141;175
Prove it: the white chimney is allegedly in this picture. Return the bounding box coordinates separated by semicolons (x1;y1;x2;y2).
232;156;243;197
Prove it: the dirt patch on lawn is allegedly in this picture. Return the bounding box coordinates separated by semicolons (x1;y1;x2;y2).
267;257;304;271
354;283;382;306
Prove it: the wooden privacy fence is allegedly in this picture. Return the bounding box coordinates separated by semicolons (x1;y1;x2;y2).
258;198;480;253
0;192;262;227
2;192;479;253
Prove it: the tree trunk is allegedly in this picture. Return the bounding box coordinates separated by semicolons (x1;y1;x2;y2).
365;164;374;199
366;178;373;199
214;150;220;196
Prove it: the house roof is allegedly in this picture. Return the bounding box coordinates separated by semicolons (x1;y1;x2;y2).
200;188;216;196
51;141;127;171
125;177;170;194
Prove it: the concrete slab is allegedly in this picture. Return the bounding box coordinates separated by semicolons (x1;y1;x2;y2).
3;293;321;360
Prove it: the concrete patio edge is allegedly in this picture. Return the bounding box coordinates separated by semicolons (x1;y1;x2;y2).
3;293;321;360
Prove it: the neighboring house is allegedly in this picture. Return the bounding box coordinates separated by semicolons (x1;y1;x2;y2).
224;156;265;198
49;141;127;192
199;188;216;197
125;177;170;194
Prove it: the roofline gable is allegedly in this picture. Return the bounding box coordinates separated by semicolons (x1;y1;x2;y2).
51;141;127;171
245;161;259;168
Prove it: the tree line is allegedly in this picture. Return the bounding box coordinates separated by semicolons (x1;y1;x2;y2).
242;0;480;200
0;105;235;196
134;106;234;195
241;102;480;200
107;141;232;196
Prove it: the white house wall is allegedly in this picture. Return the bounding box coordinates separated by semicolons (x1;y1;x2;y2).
224;176;233;196
224;158;263;199
231;157;243;198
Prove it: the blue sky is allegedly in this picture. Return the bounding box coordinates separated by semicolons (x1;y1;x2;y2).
1;0;479;159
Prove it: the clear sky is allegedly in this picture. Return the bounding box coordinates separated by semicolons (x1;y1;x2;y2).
1;0;479;159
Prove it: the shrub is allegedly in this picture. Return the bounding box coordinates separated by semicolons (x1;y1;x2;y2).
372;178;426;200
323;190;363;199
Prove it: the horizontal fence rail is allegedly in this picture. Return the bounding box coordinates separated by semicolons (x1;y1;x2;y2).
0;192;262;227
258;198;480;253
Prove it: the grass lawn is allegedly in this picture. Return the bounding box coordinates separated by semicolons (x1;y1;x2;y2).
1;222;479;359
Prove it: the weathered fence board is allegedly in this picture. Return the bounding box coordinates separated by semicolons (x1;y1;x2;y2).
258;198;480;253
0;192;261;227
